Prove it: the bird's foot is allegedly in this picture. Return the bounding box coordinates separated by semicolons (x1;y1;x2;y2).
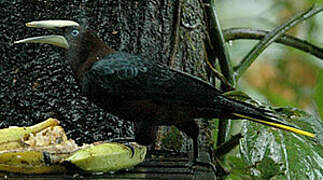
107;137;137;158
187;160;217;175
124;142;135;158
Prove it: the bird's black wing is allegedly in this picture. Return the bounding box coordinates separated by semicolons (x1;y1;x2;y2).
82;52;316;139
81;52;221;107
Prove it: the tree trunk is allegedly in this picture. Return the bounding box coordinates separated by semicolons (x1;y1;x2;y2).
0;0;212;162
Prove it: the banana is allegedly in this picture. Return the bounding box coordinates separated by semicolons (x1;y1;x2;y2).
66;142;147;173
0;118;59;151
0;149;68;174
0;119;147;174
0;119;78;174
0;142;146;174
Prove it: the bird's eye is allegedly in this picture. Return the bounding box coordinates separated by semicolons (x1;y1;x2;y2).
71;29;79;37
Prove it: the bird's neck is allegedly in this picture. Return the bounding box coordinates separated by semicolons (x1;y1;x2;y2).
68;32;115;80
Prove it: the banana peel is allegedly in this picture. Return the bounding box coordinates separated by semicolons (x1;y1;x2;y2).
0;150;68;174
0;118;146;174
66;142;147;173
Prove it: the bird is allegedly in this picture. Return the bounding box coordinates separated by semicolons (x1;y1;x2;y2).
15;20;317;167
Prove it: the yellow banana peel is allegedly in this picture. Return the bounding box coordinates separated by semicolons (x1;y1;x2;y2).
66;142;147;173
0;118;146;174
0;150;68;174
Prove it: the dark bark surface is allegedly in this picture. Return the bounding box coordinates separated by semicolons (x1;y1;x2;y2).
0;0;209;149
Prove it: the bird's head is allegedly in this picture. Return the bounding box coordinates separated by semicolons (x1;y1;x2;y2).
15;20;115;79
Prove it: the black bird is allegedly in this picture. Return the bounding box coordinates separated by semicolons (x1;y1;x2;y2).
15;20;316;165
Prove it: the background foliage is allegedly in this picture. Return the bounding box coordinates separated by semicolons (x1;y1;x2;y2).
218;0;322;115
215;0;323;179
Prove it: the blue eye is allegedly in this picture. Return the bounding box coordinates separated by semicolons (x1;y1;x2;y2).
71;29;79;37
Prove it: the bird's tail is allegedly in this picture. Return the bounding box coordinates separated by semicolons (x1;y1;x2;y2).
214;96;316;138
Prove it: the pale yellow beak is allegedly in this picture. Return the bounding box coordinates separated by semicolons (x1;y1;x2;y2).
14;20;80;49
25;20;80;29
14;35;69;49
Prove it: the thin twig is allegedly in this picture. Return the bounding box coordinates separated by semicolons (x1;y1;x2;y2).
205;58;234;90
235;5;323;79
223;28;323;60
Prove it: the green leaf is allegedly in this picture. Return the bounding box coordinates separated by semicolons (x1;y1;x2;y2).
226;107;323;179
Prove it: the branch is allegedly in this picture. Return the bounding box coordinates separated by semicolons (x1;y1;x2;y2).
207;0;235;87
235;5;323;79
223;28;323;60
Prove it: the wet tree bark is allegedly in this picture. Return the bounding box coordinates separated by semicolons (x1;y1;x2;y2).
0;0;214;168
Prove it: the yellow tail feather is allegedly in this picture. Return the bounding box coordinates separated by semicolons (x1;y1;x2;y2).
232;113;315;138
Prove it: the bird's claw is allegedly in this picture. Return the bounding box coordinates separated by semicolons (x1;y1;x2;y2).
108;137;136;158
187;160;217;175
124;142;135;158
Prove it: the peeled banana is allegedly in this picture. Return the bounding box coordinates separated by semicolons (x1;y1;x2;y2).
0;118;59;151
0;118;146;174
